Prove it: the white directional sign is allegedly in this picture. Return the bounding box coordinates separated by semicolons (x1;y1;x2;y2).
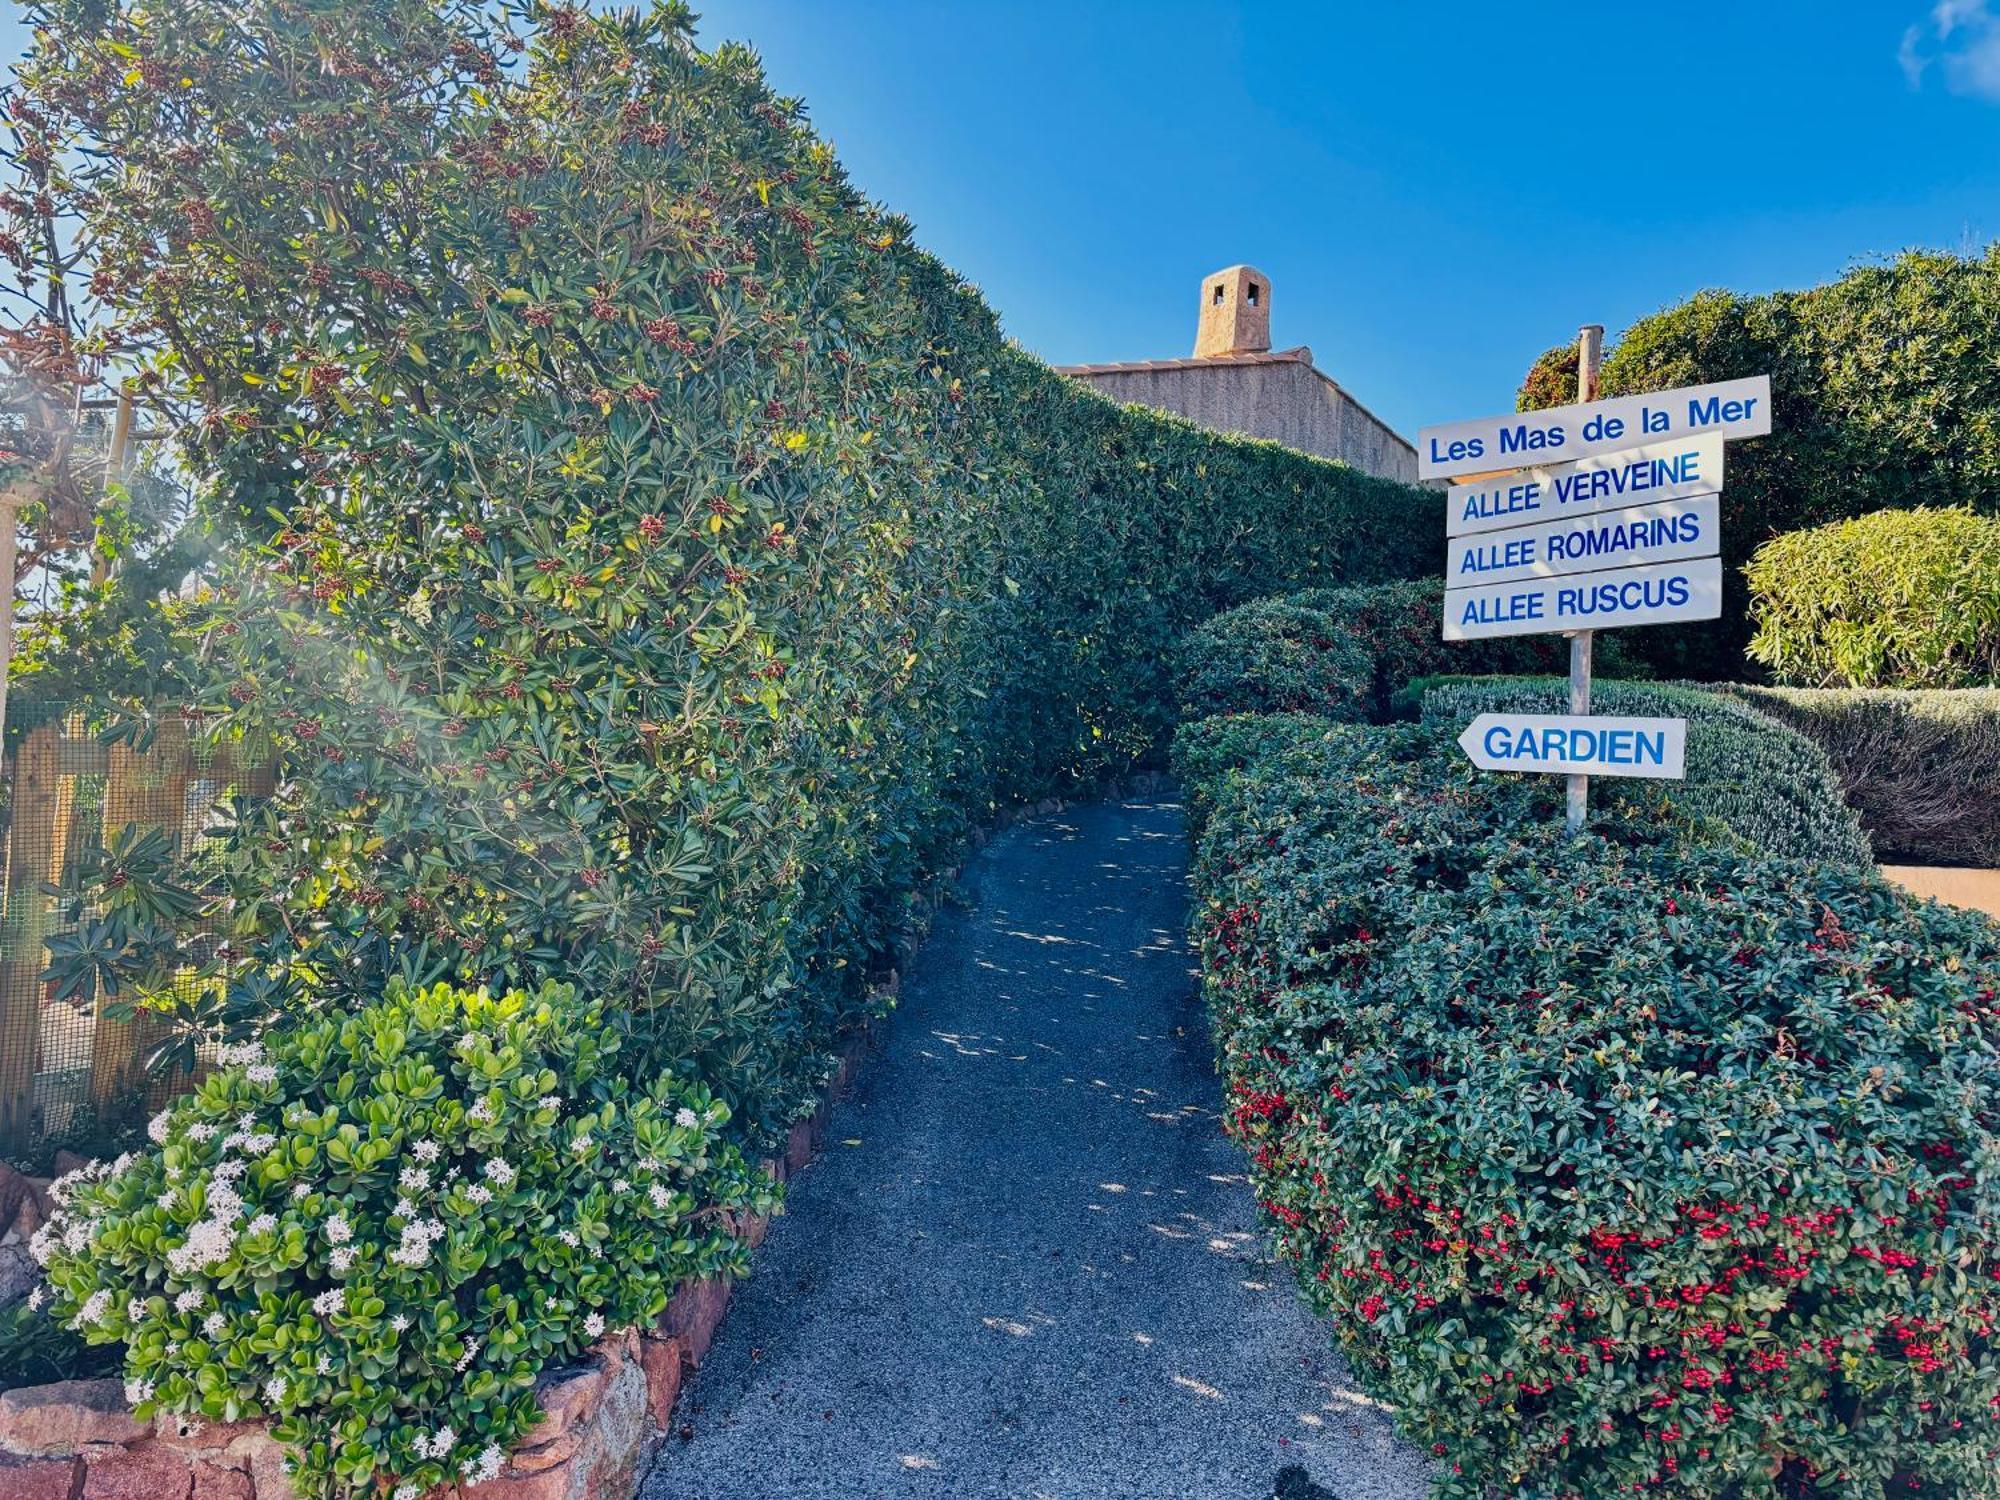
1456;712;1687;780
1446;436;1724;539
1443;555;1723;642
1446;495;1719;589
1418;377;1769;481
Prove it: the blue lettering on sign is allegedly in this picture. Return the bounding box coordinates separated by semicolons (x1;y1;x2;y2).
1458;480;1541;524
1483;724;1670;767
1460;590;1545;626
1430;435;1485;465
1550;450;1703;508
1498;422;1565;456
1555;574;1694;618
1687;394;1759;427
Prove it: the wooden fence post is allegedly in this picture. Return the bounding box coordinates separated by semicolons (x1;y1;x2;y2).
0;725;64;1144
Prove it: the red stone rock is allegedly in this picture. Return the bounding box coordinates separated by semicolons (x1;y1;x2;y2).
0;1454;81;1500
458;1465;571;1500
503;1429;578;1476
152;1417;265;1457
219;1432;291;1500
783;1121;812;1174
0;1383;148;1458
188;1461;252;1500
660;1279;729;1366
79;1441;191;1500
0;1167;33;1240
638;1335;683;1431
534;1362;607;1442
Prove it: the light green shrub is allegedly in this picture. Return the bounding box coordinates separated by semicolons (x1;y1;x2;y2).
1418;676;1871;865
29;979;771;1497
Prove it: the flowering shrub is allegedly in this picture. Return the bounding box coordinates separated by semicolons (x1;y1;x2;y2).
1191;722;2000;1497
28;979;771;1498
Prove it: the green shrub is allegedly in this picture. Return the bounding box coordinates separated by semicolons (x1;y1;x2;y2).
0;1296;122;1392
1176;580;1623;727
1569;249;2000;677
1417;675;1871;866
1727;686;2000;866
29;979;771;1497
13;0;1440;1158
1745;508;2000;689
1167;712;1336;830
1193;722;2000;1498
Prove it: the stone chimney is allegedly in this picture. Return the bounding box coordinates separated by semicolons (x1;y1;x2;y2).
1193;265;1271;358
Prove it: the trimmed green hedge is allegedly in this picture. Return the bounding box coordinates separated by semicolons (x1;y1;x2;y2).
1175;579;1631;726
1415;676;1871;866
1745;507;2000;690
1193;721;2000;1497
1728;686;2000;866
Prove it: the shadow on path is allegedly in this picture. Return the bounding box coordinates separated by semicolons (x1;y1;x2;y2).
641;798;1430;1500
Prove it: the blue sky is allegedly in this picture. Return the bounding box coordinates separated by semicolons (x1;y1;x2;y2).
5;3;1997;436
690;1;2000;435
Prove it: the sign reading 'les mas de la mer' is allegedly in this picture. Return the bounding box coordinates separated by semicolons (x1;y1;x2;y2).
1416;376;1769;482
1456;712;1687;779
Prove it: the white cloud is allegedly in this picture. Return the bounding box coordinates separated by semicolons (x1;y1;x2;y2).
1903;0;2000;100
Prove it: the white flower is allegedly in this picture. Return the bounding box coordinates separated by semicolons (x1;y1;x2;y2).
26;1285;44;1311
454;1338;480;1373
167;1218;235;1276
291;1181;312;1201
325;1213;352;1245
174;1288;204;1314
211;1160;247;1187
648;1184;672;1210
246;1214;277;1237
217;1040;266;1066
637;1157;662;1174
467;1099;495;1125
330;1246;356;1274
557;1229;579;1248
583;1311;605;1338
245;1065;278;1087
471;1443;504;1482
674;1107;700;1130
430;1423;457;1457
263;1375;288;1404
393;1197;416;1219
464;1183;492;1206
418;1218;446;1242
187;1122;218;1142
387;1224;433;1269
394;1487;420;1500
242;1132;277;1154
202;1311;227;1338
315;1353;333;1375
539;1094;561;1112
569;1133;592;1153
156;1190;177;1211
398;1165;430;1193
390;1313;411;1332
237;1114;256;1131
410;1139;441;1163
124;1378;155;1405
311;1288;344;1318
483;1157;515;1187
126;1298;147;1322
147;1110;174;1144
612;1178;631;1194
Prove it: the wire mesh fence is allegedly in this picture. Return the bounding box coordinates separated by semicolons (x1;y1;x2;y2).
0;710;269;1165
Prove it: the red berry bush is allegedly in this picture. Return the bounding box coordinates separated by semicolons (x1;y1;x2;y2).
1189;722;2000;1498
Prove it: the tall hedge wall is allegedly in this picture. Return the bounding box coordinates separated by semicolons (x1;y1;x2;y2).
14;0;1439;1149
1520;249;2000;677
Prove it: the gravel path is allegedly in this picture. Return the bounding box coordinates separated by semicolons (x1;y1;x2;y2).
641;796;1431;1500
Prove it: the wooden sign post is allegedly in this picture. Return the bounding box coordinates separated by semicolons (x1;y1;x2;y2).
1567;324;1603;834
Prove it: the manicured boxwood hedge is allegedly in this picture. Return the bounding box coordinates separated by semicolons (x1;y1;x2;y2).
1192;722;2000;1498
1174;579;1632;726
1416;676;1871;867
1727;686;2000;867
1745;508;2000;690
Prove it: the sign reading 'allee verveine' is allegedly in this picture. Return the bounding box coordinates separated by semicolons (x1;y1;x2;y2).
1445;495;1719;589
1456;712;1687;780
1417;377;1769;482
1446;435;1724;538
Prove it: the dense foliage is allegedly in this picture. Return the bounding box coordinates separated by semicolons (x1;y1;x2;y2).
1416;676;1871;866
1189;721;2000;1498
1517;250;2000;677
0;1295;122;1391
1516;342;1582;412
30;978;768;1497
1745;507;2000;690
1174;580;1617;726
13;0;1438;1152
1730;686;2000;867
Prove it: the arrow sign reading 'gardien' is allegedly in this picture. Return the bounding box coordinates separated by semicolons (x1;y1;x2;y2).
1456;712;1687;780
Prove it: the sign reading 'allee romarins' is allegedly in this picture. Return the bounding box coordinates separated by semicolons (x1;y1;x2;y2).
1417;375;1773;787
